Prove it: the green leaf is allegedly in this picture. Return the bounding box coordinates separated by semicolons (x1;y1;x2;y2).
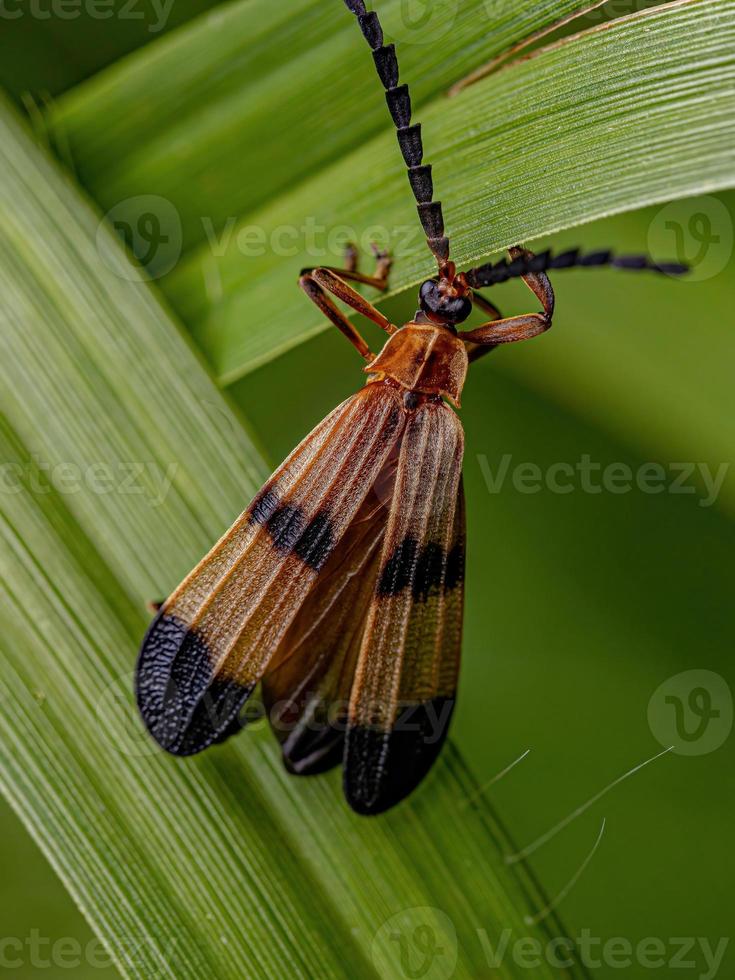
48;0;602;254
160;0;734;383
0;96;589;979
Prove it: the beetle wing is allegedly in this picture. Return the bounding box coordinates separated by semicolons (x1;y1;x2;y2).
262;482;391;775
344;400;465;815
136;383;405;756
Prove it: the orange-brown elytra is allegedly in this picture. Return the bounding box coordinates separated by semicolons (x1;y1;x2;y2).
135;0;688;815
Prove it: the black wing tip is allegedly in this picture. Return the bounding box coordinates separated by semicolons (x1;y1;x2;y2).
150;710;247;757
271;707;346;776
344;770;405;816
137;612;454;810
136;610;251;757
150;733;214;758
343;696;455;816
282;734;345;777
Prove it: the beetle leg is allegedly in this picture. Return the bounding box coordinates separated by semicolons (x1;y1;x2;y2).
298;272;374;360
307;242;393;290
465;292;502;363
463;311;551;348
463;246;554;357
299;261;396;349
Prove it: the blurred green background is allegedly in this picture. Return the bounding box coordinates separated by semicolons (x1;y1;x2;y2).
1;1;733;977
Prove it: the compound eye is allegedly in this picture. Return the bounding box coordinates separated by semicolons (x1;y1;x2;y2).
419;280;472;324
419;279;442;315
444;294;473;324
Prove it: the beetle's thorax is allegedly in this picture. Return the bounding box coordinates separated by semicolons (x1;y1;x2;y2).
365;322;468;407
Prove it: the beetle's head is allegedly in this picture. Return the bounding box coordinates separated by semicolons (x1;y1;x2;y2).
418;264;473;326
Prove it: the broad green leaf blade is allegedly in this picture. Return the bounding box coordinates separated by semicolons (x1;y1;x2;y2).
154;0;735;382
0;98;588;979
48;0;612;257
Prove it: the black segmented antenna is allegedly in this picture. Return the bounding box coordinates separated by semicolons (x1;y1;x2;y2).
344;0;450;269
466;248;689;288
